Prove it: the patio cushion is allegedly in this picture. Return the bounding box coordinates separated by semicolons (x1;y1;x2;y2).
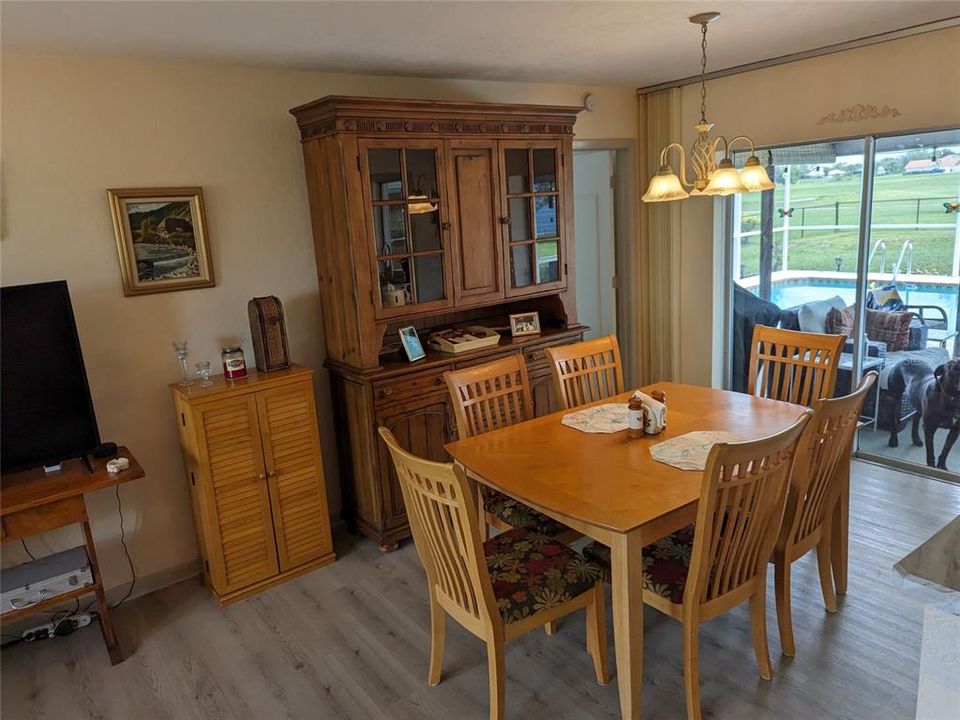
866;308;914;351
484;528;604;624
798;295;847;333
482;487;570;536
826;305;855;336
582;524;697;605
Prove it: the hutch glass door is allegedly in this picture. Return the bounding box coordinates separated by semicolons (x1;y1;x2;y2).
501;141;565;294
363;140;450;315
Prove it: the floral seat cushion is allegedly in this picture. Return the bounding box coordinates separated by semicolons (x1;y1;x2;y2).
484;528;605;625
482;487;570;537
582;524;696;605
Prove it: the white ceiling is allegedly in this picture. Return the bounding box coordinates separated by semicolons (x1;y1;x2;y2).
2;1;957;87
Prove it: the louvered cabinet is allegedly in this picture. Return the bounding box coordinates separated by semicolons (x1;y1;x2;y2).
172;365;335;606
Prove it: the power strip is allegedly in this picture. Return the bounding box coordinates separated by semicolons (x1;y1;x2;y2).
22;613;93;642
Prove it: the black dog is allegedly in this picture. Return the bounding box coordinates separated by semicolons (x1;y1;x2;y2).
887;359;960;470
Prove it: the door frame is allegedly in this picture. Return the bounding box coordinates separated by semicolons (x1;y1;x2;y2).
573;139;638;386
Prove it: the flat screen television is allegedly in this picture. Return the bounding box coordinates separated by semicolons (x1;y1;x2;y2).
1;281;101;473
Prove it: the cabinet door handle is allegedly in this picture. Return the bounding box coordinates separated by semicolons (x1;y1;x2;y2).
258;473;267;481
440;221;451;231
499;216;511;225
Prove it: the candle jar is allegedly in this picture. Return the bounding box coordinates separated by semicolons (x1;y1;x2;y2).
221;346;248;380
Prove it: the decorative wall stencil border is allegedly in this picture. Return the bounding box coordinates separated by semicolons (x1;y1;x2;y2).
817;104;902;125
301;117;575;139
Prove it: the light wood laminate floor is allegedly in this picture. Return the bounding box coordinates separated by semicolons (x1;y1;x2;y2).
3;461;958;720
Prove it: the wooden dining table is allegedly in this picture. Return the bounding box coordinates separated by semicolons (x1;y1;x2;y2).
445;381;808;720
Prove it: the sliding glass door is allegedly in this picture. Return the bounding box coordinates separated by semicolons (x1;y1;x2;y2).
856;130;960;475
729;128;960;479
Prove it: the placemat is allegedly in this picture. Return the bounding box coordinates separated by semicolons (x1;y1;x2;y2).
561;403;630;433
650;431;745;470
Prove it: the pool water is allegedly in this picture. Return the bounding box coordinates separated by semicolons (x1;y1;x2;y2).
760;278;958;331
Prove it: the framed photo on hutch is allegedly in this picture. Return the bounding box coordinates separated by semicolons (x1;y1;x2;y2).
398;326;426;362
509;311;541;337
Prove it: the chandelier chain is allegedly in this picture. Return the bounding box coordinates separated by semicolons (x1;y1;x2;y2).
699;22;708;124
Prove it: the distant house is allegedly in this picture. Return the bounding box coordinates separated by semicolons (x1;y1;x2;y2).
940;154;960;173
905;159;935;173
157;216;193;236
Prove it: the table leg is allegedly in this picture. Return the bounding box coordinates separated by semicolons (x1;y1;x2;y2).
80;511;123;665
611;530;644;720
831;458;850;596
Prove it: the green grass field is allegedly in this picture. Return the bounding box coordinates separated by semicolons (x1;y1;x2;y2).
737;173;960;277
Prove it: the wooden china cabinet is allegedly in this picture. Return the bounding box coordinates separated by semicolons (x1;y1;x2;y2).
290;96;585;549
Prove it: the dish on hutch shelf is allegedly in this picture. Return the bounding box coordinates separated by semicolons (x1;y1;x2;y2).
428;326;501;354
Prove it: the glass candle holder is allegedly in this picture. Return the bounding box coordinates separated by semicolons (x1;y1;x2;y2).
173;341;193;386
195;360;214;388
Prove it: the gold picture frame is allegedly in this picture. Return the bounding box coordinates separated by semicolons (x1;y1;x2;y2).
509;311;541;337
108;187;215;296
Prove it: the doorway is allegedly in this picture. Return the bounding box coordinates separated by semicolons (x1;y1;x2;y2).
573;150;617;339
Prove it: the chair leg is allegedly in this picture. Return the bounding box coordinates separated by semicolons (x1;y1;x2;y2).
774;556;795;657
544;620;558;635
428;592;445;686
750;587;773;680
816;538;838;613
585;585;610;685
487;634;506;720
682;619;702;720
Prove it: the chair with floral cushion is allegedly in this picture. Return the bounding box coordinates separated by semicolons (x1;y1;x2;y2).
748;325;845;406
583;412;812;720
546;334;624;410
444;356;578;543
773;371;877;656
378;427;608;720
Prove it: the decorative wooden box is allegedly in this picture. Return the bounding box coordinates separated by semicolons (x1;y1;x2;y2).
248;296;291;372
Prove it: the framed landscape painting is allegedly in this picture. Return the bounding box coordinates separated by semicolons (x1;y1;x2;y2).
108;187;215;296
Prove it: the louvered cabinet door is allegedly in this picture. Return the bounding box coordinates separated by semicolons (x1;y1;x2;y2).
256;382;332;571
195;396;279;594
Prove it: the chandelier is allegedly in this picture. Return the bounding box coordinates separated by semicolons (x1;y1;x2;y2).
642;12;774;203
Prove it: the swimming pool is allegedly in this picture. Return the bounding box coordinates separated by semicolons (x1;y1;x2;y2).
755;278;959;331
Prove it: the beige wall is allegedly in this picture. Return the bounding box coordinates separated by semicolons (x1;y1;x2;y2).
671;27;960;386
0;51;637;593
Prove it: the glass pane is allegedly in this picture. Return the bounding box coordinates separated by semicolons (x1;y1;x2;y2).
406;149;439;198
534;195;559;239
368;149;403;200
857;128;960;472
373;204;407;256
414;254;445;302
511;244;534;288
728;139;863;394
533;148;557;192
508;197;531;242
378;258;412;308
409;207;442;252
504;149;529;194
536;240;559;283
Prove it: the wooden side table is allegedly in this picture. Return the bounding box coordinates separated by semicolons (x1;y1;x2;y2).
0;449;145;664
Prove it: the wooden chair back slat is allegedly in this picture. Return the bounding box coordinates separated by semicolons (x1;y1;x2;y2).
444;356;534;440
784;372;877;548
688;412;812;607
378;428;497;627
747;326;845;407
546;335;624;410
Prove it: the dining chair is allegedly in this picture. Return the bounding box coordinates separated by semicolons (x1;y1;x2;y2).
748;325;845;406
444;356;577;544
773;371;877;656
583;411;812;720
378;427;609;720
546;334;624;410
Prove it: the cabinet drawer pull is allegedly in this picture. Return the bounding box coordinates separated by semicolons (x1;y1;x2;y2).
435;376;444;385
528;350;544;361
380;386;392;397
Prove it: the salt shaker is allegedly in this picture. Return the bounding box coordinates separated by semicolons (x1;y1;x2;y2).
627;396;645;439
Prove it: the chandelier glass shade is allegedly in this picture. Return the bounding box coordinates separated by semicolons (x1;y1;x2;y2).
642;13;774;203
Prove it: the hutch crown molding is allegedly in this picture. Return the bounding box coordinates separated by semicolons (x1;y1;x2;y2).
291;95;585;549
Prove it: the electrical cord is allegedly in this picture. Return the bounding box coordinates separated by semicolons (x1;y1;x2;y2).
109;483;137;609
20;539;36;561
